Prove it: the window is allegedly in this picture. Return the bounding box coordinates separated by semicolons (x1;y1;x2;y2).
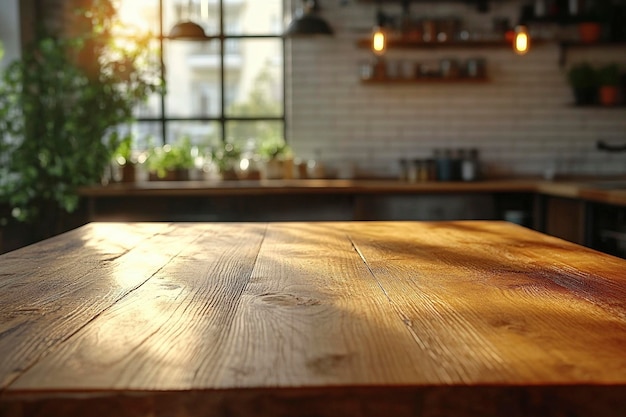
115;0;284;153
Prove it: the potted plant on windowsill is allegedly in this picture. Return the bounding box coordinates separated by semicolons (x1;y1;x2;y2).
258;138;292;180
111;134;136;182
597;63;621;106
567;62;598;105
147;136;195;181
0;0;161;244
211;142;242;180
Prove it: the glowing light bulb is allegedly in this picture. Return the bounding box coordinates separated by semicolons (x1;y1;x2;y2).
372;26;386;55
513;25;530;55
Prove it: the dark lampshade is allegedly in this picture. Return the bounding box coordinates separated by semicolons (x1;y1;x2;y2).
285;14;333;37
284;0;333;37
168;20;209;41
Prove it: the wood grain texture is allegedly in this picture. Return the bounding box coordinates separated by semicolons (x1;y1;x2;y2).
1;221;625;417
340;221;626;385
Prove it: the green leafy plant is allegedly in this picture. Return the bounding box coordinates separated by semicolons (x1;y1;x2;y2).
567;62;597;90
113;134;134;165
258;137;291;161
0;0;161;229
211;142;242;179
566;62;598;105
597;63;621;86
147;136;195;179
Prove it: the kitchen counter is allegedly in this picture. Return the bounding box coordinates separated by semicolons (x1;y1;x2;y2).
1;221;625;417
79;179;539;196
78;179;626;206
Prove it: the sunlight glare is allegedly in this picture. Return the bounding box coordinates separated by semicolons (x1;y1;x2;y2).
114;0;156;37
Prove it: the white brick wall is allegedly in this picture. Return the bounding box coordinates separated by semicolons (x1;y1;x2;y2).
286;0;626;179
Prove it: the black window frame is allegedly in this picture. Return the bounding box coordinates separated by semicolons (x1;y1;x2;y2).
137;0;286;146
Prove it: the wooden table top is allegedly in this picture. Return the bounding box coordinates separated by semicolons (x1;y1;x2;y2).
1;221;625;417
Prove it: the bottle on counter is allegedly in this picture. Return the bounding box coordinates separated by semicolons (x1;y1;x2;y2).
451;149;463;181
407;159;419;182
398;159;408;181
461;148;480;181
306;149;325;179
434;149;453;181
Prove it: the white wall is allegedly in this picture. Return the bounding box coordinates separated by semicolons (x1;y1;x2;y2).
0;0;20;68
286;0;626;179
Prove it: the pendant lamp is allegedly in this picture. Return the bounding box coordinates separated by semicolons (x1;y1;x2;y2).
169;0;209;40
285;0;333;37
513;25;530;55
512;6;533;55
371;9;388;55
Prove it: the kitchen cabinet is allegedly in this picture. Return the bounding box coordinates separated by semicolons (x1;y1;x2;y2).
77;180;540;224
541;196;587;245
353;194;495;221
586;202;626;258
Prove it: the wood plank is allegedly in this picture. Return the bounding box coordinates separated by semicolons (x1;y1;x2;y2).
0;223;199;389
7;222;437;390
8;223;268;390
342;221;626;384
201;222;439;387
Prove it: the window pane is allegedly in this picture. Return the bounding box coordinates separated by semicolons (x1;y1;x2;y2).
116;0;285;149
113;121;162;152
163;0;220;37
164;39;222;117
126;38;163;119
224;0;282;36
226;120;284;150
134;92;162;119
225;39;283;117
166;121;222;149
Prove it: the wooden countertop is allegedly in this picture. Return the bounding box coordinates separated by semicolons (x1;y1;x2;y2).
78;179;626;206
78;179;540;196
1;221;625;417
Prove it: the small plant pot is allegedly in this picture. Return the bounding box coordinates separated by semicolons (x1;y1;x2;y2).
220;167;239;181
121;163;136;182
599;85;619;106
149;169;189;181
572;87;597;106
263;159;284;180
578;22;602;43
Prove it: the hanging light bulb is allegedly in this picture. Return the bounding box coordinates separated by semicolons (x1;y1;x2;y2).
513;25;530;55
371;9;387;55
372;26;386;55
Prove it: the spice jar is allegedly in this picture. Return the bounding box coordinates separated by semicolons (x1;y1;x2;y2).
461;148;480;181
440;58;460;79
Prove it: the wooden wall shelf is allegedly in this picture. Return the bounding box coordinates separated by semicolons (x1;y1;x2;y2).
356;39;512;49
361;77;489;84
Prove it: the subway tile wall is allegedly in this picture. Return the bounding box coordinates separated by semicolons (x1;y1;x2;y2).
286;1;626;179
